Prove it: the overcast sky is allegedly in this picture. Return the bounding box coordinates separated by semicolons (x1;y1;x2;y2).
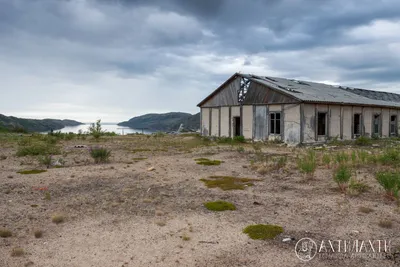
1;0;400;122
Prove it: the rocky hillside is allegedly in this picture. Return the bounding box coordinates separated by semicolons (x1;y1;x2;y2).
0;114;83;132
118;112;200;132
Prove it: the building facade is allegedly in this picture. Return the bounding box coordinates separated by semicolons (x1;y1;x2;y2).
197;73;400;145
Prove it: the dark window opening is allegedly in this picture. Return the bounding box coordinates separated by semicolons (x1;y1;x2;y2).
234;116;241;137
353;114;361;136
390;115;397;136
373;114;380;135
269;112;281;134
317;113;327;136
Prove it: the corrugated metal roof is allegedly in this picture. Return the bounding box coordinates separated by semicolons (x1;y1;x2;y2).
241;74;400;108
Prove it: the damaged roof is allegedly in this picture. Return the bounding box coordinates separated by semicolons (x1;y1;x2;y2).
240;74;400;108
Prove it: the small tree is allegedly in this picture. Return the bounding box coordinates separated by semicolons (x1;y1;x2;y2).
88;119;103;140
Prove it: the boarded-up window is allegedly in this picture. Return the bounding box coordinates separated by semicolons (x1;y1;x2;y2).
390;115;397;136
269;112;281;135
353;114;361;136
317;113;327;136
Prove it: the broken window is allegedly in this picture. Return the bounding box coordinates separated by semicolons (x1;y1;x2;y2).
317;113;327;136
353;114;361;136
390;115;397;136
373;114;380;135
269;112;281;135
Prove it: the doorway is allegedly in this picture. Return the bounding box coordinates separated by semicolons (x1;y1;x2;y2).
233;116;241;136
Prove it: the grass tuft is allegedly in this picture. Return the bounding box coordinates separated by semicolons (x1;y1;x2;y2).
243;224;283;240
17;169;47;175
333;164;352;193
204;200;236;211
200;176;261;190
34;230;43;238
11;248;24;257
89;147;111;163
194;158;223;166
376;171;400;200
378;220;393;229
51;215;65;224
0;228;12;238
359;206;374;214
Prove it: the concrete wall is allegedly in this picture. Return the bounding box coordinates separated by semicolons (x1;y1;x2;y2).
303;104;316;143
363;107;372;136
220;107;230;137
201;108;210;136
342;106;352;140
329;105;341;138
242;105;253;139
382;108;390;137
211;108;219;136
283;104;301;144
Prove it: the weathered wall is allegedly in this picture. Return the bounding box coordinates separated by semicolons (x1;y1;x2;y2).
342;106;352;140
242;105;253;139
269;104;282;112
303;104;316;143
220;107;230;137
201;108;210;136
329;105;341;138
283;104;301;144
363;107;372;136
211;108;219;136
382;108;390;137
254;106;268;141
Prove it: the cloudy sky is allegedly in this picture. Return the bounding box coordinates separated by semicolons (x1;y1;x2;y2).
1;0;400;122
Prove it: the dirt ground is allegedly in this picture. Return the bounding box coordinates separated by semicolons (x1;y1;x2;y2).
0;134;399;267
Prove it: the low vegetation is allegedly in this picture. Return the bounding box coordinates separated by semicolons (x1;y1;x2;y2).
16;142;60;157
200;176;261;190
52;215;65;224
0;228;12;238
376;171;400;200
297;150;317;178
243;224;283;240
17;169;47;175
378;220;393;229
333;164;352;193
358;206;374;214
204;200;236;211
89;147;111;163
34;230;43;238
194;158;223;166
10;248;24;257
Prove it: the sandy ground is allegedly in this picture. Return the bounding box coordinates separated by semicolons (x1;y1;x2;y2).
0;135;399;267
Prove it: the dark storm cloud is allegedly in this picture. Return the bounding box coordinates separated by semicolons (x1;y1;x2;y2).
0;0;399;121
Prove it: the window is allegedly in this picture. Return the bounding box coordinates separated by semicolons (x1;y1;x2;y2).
269;112;281;134
317;113;327;136
390;115;397;136
373;114;380;135
353;114;361;136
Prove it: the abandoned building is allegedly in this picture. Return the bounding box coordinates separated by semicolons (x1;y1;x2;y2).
197;73;400;145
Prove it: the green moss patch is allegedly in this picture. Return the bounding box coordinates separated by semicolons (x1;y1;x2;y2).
204;201;236;211
243;224;283;240
200;176;261;190
132;157;147;161
17;169;47;175
195;158;223;166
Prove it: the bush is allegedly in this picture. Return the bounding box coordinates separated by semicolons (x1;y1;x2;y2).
88;119;104;140
233;135;246;143
333;164;352;192
204;201;236;211
243;224;283;240
297;150;316;178
355;136;372;146
89;146;111;163
16;143;60;157
379;149;400;165
376;171;400;200
38;155;52;168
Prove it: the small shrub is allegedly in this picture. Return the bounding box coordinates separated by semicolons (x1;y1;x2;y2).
322;154;331;167
0;229;12;238
89;147;111;163
359;206;374;214
376;171;400;200
181;233;190;241
335;152;349;164
194;158;222;166
204;201;236;211
200;176;261;190
378;220;393;229
88;119;104;140
297;150;316;178
333;164;352;192
357;150;369;164
233;135;246;143
355;136;372;146
379;149;400;165
237;146;245;153
348;179;370;195
17;169;47;175
11;248;24;257
16;143;60;157
243;224;283;240
52;215;65;224
34;230;43;238
38;155;52;168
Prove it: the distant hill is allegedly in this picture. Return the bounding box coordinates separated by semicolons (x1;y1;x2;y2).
118;112;200;132
0;114;83;132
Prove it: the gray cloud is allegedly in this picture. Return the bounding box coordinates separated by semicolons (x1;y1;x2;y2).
0;0;399;121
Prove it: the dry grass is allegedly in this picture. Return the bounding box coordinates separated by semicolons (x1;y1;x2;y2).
0;228;12;238
378;220;393;228
34;230;43;238
52;214;65;224
181;233;191;241
11;247;24;257
155;220;166;227
358;206;374;214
